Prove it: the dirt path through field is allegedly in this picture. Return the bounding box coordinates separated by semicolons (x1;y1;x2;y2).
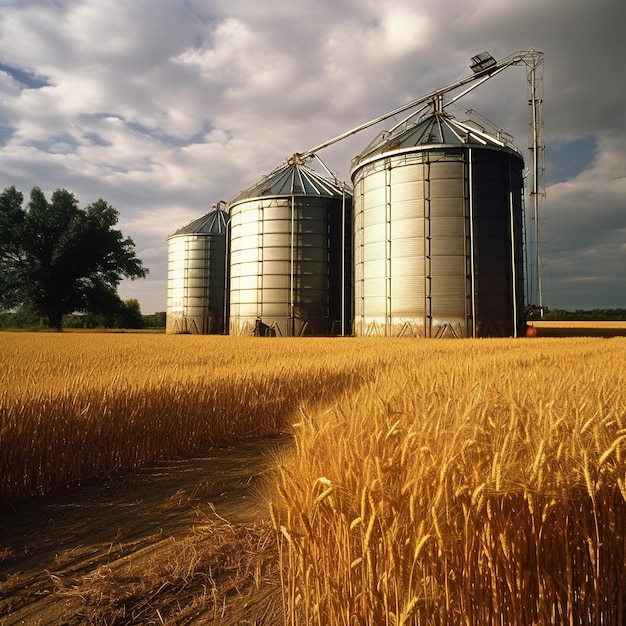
0;435;292;625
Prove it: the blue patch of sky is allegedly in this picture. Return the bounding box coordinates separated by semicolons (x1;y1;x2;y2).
29;133;80;153
0;63;49;89
125;119;215;147
92;113;216;147
0;125;14;146
546;135;597;185
83;132;112;147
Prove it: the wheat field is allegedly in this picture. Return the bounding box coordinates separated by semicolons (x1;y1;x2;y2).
2;333;626;624
0;333;375;505
270;337;626;625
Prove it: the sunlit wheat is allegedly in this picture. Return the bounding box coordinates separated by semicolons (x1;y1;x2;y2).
3;333;625;624
271;337;626;625
0;333;375;505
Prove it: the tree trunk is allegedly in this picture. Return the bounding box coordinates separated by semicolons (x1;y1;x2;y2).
47;312;64;331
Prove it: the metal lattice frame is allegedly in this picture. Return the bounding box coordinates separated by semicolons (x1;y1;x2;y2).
525;52;549;310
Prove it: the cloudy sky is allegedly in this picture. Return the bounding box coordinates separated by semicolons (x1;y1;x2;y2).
1;0;624;313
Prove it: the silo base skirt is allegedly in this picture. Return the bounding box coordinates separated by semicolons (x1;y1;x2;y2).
166;315;221;335
230;316;324;337
354;317;471;338
475;319;513;338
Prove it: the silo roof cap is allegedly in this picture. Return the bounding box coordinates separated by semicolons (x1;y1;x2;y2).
352;109;521;171
230;158;351;205
169;203;229;237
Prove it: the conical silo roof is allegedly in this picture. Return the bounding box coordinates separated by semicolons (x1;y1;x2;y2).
230;157;351;205
169;203;229;238
352;108;520;172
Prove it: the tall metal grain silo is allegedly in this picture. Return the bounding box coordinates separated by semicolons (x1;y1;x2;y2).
228;156;352;337
166;203;229;334
351;101;525;338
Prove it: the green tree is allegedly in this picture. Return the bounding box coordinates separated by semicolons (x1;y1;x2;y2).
0;186;148;330
62;298;145;330
117;298;144;329
142;311;166;329
0;306;40;329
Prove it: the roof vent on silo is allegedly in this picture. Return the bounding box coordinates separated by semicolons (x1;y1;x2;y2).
230;156;350;204
351;105;520;172
169;201;229;237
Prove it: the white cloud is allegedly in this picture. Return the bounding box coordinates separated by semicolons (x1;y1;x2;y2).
379;5;431;57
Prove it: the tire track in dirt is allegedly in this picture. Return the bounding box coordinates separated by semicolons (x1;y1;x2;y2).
0;435;291;625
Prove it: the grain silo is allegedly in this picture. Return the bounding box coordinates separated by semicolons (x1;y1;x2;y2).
166;203;229;334
228;156;352;337
350;100;525;338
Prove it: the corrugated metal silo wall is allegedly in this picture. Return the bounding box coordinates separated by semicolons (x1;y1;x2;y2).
352;147;524;338
229;195;351;336
166;233;227;334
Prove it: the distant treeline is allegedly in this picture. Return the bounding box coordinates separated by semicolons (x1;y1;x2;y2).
3;307;626;329
535;308;626;321
0;306;166;330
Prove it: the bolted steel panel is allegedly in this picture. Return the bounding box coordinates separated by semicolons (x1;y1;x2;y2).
391;239;424;260
391;217;424;239
431;256;465;276
430;217;466;238
430;197;466;216
391;257;426;279
362;240;387;262
362;296;387;316
363;223;387;246
430;235;465;256
262;289;290;304
391;199;425;219
364;258;387;278
390;164;426;185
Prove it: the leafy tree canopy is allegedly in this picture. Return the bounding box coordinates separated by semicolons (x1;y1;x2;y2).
63;298;145;330
0;186;148;330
